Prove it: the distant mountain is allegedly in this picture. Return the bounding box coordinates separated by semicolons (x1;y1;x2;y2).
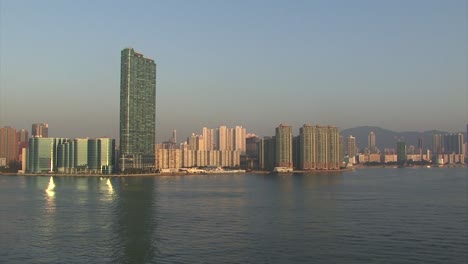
340;126;450;152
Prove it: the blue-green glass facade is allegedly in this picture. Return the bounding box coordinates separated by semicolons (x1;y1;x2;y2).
120;48;156;171
27;137;115;174
27;137;55;173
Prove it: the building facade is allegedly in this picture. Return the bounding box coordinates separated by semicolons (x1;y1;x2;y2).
0;126;18;166
31;123;48;138
275;124;293;168
28;137;115;174
347;135;357;164
120;47;156;171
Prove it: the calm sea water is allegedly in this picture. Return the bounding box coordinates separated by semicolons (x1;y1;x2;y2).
0;167;466;264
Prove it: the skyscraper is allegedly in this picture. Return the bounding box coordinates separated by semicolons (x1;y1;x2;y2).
347;135;357;163
17;129;29;161
31;123;48;138
234;126;246;153
119;48;156;171
217;126;227;151
368;131;376;153
27;137;55;173
0;126;18;166
432;134;443;154
275;124;293;168
202;127;214;151
299;124;317;170
397;141;406;164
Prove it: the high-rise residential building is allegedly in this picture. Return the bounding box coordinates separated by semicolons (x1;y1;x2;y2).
316;126;329;169
31;123;48;138
299;124;317;170
258;136;275;171
234;126;246;153
17;129;29;162
0;126;18;166
275;124;293;168
119;48;156;171
196;135;205;151
327;126;341;170
296;125;341;170
226;127;234;151
202;127;215;151
217;126;227;151
432;134;443;154
443;133;464;155
246;135;259;158
187;133;197;151
368;131;376;153
17;129;28;143
347;135;357;164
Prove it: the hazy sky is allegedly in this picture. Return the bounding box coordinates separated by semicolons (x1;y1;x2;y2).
0;0;467;142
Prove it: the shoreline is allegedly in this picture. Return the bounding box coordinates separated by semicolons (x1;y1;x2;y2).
0;164;465;177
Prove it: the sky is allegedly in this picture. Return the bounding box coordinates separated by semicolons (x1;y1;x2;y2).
0;0;467;142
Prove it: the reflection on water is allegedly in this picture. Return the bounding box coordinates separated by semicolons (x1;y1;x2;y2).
113;177;157;264
0;169;466;264
46;176;55;197
106;178;114;195
45;176;56;213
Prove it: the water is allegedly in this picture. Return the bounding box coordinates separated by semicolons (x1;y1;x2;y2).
0;167;466;264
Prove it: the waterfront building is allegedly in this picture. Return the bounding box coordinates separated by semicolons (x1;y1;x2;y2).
432;134;443;154
17;129;29;161
28;137;115;174
156;147;182;170
397;141;406;164
27;137;55;173
0;126;18;166
347;135;357;164
316;126;329;169
31;123;48;138
234;126;246;153
246;135;259;158
258;136;275;171
292;136;300;169
275;124;293;168
88;138;115;174
299;124;317;170
383;154;398;163
368;131;376;154
328;126;341;169
444;133;464;155
119;48;156;171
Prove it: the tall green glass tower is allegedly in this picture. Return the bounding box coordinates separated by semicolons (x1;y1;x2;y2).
120;48;156;171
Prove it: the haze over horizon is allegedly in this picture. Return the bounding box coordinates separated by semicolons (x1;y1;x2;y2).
1;0;467;142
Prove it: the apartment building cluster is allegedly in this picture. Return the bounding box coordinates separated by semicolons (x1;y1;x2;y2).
156;126;247;170
345;131;466;165
258;124;343;171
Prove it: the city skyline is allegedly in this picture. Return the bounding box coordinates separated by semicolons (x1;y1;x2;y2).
0;1;467;141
